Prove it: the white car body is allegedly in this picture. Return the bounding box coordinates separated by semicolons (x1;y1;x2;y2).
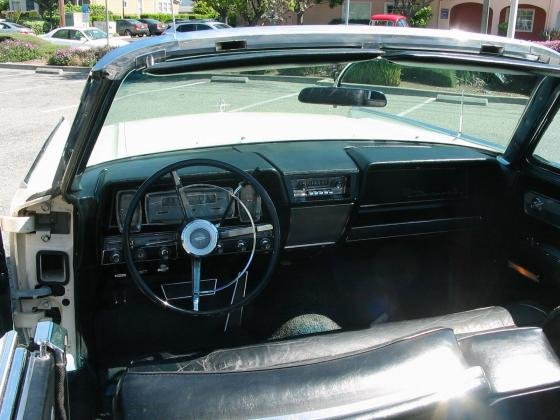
40;27;128;49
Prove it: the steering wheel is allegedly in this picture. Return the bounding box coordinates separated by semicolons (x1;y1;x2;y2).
122;159;281;316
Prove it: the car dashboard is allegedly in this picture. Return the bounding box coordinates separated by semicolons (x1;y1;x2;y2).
74;140;499;279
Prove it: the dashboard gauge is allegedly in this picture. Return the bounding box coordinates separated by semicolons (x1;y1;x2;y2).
145;191;184;225
180;187;235;221
238;184;262;222
116;190;142;232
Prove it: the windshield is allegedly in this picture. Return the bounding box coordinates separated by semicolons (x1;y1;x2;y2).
89;58;539;167
83;28;107;39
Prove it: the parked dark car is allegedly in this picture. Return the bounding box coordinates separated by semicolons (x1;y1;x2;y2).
138;18;167;35
116;19;149;37
164;19;231;34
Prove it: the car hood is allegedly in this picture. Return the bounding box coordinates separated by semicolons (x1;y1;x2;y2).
87;112;489;167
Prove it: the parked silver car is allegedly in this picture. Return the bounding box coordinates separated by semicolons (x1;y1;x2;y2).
0;21;34;35
40;26;128;48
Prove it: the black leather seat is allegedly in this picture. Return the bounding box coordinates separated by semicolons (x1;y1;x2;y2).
116;304;554;419
126;304;546;373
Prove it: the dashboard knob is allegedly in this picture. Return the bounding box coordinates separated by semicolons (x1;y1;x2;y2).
160;247;170;259
135;248;146;261
110;251;121;264
260;238;272;250
236;240;248;252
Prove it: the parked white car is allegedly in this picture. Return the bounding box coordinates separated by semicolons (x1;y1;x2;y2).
0;21;35;35
40;27;128;48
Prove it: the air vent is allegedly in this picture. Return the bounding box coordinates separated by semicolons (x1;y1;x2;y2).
215;40;247;52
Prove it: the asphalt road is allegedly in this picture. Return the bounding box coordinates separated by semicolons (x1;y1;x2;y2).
0;68;534;221
0;68;88;217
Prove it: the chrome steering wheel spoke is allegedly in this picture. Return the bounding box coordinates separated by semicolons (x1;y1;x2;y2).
191;257;201;311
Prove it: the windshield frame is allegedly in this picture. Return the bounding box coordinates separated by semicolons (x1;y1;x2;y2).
58;33;560;195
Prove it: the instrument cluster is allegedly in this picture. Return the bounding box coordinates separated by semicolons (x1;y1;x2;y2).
114;184;262;231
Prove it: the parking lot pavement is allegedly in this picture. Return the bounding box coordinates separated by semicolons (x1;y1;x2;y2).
108;77;527;149
0;68;88;217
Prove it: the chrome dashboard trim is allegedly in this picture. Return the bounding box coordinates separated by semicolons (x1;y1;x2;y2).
284;241;336;249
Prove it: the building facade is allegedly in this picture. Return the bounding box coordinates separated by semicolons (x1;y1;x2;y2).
296;0;560;40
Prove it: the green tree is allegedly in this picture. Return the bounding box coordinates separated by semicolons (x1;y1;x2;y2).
234;0;268;25
0;0;9;12
392;0;433;21
193;0;219;18
408;5;432;27
195;0;235;23
36;0;58;26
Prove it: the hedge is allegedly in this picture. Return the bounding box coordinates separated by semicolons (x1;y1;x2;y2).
401;67;457;88
535;40;560;52
343;59;402;87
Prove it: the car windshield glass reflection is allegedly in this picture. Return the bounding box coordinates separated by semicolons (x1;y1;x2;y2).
84;29;107;40
91;59;539;166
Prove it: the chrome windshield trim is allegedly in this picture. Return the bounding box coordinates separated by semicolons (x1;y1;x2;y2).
0;331;18;402
0;347;28;419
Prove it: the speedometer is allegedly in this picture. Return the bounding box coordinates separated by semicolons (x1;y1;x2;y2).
145;191;183;224
182;187;234;220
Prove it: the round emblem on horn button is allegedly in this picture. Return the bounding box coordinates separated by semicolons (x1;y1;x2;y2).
181;220;219;257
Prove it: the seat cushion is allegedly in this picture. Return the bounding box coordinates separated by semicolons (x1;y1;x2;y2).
129;304;546;374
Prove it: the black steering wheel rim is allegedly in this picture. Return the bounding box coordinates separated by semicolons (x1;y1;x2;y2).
122;158;281;316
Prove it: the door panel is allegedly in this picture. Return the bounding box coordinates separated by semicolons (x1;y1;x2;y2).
506;97;560;303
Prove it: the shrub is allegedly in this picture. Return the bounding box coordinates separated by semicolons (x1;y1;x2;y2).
0;33;58;60
20;19;48;34
535;40;560;52
47;46;114;66
401;67;457;87
0;38;42;62
89;4;118;22
0;0;8;12
342;59;402;87
540;28;560;41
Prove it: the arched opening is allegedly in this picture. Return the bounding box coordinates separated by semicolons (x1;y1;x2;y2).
450;3;494;33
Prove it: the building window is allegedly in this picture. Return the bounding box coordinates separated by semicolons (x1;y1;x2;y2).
384;2;395;14
506;8;535;32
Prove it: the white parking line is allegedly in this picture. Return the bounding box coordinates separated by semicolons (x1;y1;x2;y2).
0;71;33;79
0;86;35;94
114;80;209;101
397;97;435;117
230;92;299;112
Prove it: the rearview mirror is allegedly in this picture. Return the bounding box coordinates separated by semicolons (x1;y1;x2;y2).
298;87;387;107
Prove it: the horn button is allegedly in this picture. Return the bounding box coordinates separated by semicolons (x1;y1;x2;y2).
181;220;219;257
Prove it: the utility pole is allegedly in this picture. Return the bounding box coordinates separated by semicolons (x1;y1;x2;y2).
507;0;519;38
58;0;65;26
105;0;110;46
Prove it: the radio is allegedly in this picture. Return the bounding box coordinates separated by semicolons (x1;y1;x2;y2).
290;176;348;202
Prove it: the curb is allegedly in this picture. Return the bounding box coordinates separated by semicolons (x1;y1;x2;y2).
0;63;90;74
